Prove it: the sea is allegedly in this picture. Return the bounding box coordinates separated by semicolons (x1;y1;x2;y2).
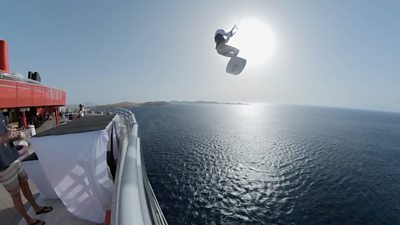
131;103;400;225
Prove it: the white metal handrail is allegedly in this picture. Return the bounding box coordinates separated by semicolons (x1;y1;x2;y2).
110;109;168;225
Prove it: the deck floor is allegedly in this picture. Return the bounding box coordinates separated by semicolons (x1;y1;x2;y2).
0;118;101;225
0;119;57;225
0;183;38;225
17;197;101;225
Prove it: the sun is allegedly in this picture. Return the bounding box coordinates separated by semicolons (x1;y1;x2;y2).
229;18;275;66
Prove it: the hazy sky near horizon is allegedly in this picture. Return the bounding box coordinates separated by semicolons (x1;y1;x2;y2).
1;0;400;112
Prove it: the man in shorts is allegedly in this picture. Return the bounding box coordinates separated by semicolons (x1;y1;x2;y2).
0;114;52;225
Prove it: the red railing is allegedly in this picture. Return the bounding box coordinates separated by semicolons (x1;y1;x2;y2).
0;79;66;108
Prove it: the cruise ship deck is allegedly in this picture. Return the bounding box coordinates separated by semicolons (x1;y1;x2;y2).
1;117;108;225
1;111;168;225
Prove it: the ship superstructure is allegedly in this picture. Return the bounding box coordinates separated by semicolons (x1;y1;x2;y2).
0;40;66;128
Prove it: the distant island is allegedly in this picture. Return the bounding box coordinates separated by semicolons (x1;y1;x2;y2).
90;101;136;110
138;101;169;106
83;101;169;111
171;100;247;105
71;100;246;112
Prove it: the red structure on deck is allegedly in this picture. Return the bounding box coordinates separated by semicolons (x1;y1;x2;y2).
0;40;9;73
0;40;66;128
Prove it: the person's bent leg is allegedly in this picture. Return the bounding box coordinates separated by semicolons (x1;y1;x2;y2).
218;44;239;57
231;46;239;56
226;44;239;56
10;192;41;225
217;44;235;57
1;164;42;225
20;179;41;212
18;161;52;215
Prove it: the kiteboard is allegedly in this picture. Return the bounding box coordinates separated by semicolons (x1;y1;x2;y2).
226;56;246;75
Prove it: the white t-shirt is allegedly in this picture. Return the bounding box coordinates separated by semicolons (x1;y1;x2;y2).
79;107;85;117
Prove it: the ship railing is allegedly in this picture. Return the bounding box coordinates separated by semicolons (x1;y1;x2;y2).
141;146;169;225
109;109;168;225
0;72;41;84
109;109;136;130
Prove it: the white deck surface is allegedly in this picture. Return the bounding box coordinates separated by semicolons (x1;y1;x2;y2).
17;197;102;225
0;118;106;225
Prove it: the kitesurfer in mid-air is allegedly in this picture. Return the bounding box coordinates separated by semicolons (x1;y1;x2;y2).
214;26;239;57
214;25;247;75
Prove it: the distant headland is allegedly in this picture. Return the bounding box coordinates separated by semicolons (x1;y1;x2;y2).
171;100;247;105
70;100;247;112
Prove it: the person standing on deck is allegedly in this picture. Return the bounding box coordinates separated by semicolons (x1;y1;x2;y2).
0;113;53;225
78;104;85;118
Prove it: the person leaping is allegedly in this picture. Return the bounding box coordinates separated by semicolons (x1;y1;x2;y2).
214;25;239;58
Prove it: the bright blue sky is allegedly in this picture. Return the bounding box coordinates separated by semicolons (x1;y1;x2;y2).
1;0;400;112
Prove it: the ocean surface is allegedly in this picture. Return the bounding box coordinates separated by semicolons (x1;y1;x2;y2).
131;103;400;225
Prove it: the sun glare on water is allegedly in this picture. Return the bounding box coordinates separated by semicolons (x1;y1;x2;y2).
230;18;275;66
